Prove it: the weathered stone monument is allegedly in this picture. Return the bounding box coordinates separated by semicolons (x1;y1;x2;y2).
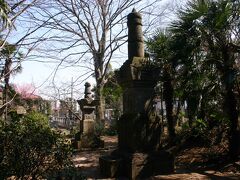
74;82;102;149
99;9;175;179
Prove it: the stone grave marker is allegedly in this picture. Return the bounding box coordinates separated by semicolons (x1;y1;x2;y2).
99;9;175;179
73;82;103;149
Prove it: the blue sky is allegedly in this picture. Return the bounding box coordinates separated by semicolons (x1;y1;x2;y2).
9;0;187;99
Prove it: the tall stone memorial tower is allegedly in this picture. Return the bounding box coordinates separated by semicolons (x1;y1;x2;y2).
99;9;175;179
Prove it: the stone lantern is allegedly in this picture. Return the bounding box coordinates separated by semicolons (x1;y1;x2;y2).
74;82;102;149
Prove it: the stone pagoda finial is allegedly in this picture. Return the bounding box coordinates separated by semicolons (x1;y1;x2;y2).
127;8;144;61
84;82;92;99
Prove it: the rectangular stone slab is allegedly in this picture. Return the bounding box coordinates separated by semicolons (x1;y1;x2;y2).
124;151;175;179
99;155;123;178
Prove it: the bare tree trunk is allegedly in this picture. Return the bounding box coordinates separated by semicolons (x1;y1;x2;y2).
93;50;106;123
160;85;164;132
163;71;176;142
187;102;193;128
222;48;240;159
175;100;181;127
0;57;12;119
95;83;105;122
226;87;240;159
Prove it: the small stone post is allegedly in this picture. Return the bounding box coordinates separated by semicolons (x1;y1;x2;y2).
79;82;96;135
74;82;102;149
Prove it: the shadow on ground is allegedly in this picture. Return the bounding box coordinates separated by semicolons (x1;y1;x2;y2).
72;136;118;179
72;136;240;179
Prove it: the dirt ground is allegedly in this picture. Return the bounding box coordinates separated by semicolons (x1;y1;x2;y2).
72;136;117;179
72;136;240;180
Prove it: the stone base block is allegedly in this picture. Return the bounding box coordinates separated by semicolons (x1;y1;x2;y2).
99;155;123;178
118;113;162;152
72;140;81;149
80;135;104;149
82;119;95;134
125;151;175;179
99;150;175;179
72;134;104;150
